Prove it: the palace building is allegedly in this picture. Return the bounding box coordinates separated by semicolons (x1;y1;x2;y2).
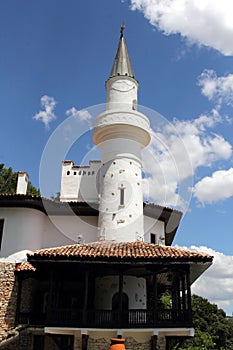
0;26;212;350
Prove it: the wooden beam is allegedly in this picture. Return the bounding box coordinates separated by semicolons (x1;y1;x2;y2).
153;271;157;323
119;271;124;322
186;267;192;318
83;270;89;324
181;275;186;311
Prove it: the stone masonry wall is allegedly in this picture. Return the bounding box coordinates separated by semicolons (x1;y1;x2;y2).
124;337;151;350
20;278;35;313
87;337;110;350
74;335;81;350
0;263;18;343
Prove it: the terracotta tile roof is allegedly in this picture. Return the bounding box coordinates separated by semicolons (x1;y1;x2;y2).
28;242;213;263
15;261;36;272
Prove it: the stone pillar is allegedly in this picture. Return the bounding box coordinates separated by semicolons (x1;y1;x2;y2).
157;335;166;350
151;335;158;350
82;334;89;350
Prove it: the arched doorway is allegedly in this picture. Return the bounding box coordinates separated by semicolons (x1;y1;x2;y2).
112;292;129;325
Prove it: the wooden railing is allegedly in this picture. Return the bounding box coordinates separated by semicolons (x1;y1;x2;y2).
18;308;192;328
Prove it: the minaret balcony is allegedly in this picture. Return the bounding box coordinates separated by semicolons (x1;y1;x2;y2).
92;110;151;147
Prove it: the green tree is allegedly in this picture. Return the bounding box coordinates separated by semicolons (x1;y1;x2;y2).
180;330;216;350
160;291;172;309
177;295;233;350
0;164;40;195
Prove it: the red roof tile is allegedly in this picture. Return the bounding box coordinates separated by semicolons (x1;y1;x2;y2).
15;261;36;272
28;242;213;262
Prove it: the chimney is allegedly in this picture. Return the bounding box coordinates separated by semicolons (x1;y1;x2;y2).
16;172;29;195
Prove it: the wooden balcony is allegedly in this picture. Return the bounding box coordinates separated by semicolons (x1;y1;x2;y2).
18;308;192;329
17;263;194;331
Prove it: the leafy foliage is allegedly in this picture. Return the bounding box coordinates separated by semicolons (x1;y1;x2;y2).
178;295;233;350
0;164;40;195
160;291;172;309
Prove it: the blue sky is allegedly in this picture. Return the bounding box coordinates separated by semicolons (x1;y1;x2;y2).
1;1;233;313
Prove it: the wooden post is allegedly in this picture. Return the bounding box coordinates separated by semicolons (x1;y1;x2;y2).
181;274;186;312
171;275;177;321
83;270;89;324
47;269;54;322
119;271;123;322
153;270;157;324
186;267;192;322
151;335;158;350
177;276;181;320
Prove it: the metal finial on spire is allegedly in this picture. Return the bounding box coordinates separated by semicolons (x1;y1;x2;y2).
109;24;135;79
120;23;125;37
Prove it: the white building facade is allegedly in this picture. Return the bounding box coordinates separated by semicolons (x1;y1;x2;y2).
0;26;213;350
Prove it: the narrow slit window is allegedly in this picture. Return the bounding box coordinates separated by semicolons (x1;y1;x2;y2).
0;219;4;250
119;185;125;206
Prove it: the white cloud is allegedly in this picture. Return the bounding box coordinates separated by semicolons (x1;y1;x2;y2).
142;111;232;208
193;168;233;204
198;69;233;107
33;95;57;128
66;107;92;123
189;246;233;314
130;0;233;56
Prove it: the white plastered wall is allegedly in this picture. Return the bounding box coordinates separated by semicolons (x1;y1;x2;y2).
0;207;99;258
43;215;98;246
143;216;165;244
95;275;146;309
106;76;138;111
0;208;45;257
98;139;145;242
60;161;101;202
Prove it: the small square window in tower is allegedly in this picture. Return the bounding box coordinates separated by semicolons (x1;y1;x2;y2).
150;233;156;244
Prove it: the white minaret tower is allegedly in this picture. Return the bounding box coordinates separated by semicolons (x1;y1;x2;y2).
93;25;151;242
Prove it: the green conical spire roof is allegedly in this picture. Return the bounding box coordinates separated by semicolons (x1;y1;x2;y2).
109;24;135;79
